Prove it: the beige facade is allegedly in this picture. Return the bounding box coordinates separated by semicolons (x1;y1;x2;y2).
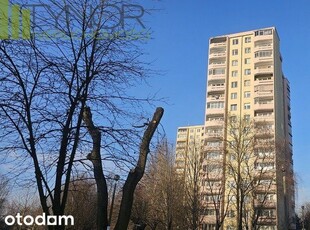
176;27;295;230
175;125;205;177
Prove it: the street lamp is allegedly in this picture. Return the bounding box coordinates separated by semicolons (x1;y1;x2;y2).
282;166;289;227
302;205;305;230
108;174;120;228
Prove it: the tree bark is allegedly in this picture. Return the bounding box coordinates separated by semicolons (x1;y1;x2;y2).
83;106;109;230
114;107;164;230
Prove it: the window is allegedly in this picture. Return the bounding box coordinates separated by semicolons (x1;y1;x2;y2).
255;50;272;58
231;93;237;99
204;195;215;202
229;116;237;122
227;210;236;218
244;103;250;110
244;91;251;98
261;209;275;217
257;194;275;201
244;69;251;75
232;49;238;55
232;39;238;45
231;104;237;111
255;162;275;170
209;68;225;75
206;141;222;147
244;58;251;64
232;70;238;77
245;47;251;53
244;80;250;86
207;102;224;109
203;224;216;230
232;60;238;66
259;226;276;230
205;152;222;160
255;29;272;36
231;82;238;88
245;37;251;43
244;114;250;121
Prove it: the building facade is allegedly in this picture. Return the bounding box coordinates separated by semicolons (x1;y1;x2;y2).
175;125;205;177
176;27;295;230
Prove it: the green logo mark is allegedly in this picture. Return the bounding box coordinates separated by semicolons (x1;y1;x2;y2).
0;0;30;40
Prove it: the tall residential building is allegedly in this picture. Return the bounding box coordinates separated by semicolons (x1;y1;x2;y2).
176;27;295;230
175;125;205;177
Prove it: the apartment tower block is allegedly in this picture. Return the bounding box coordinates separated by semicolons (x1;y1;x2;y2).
175;27;295;230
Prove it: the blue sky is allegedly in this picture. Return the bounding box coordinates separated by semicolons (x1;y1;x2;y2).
141;0;310;208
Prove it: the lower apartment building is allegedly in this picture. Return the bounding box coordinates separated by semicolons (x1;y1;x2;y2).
175;27;295;230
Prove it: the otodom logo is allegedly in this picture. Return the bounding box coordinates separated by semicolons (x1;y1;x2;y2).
0;0;31;40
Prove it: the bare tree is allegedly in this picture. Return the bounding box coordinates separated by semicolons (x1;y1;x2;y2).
5;189;44;230
300;202;310;230
0;175;9;228
182;139;205;229
131;139;185;230
202;126;230;230
224;117;276;230
201;150;230;230
0;0;160;229
82;106;163;229
64;178;97;230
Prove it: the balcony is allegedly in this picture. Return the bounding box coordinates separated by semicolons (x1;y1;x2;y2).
254;42;273;52
257;217;276;225
254;79;274;87
254;55;273;62
209;52;226;59
254;66;273;75
202;172;223;181
209;42;226;49
254;101;274;111
207;96;225;102
254;34;273;43
208;74;226;81
209;62;226;69
254;90;273;98
254;116;274;123
206;120;224;127
255;184;276;193
253;30;273;42
207;84;225;93
254;200;276;208
205;132;223;140
254;50;273;63
206;108;225;115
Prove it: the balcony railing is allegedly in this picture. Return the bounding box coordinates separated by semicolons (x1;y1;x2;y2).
254;114;274;121
205;132;223;139
254;200;276;208
254;44;273;52
257;216;276;225
206;120;224;127
209;62;226;69
209;52;226;58
209;42;226;48
253;33;273;42
254;102;274;111
206;108;225;115
254;79;274;87
207;96;225;102
207;85;225;93
254;90;274;98
254;67;273;75
208;74;226;81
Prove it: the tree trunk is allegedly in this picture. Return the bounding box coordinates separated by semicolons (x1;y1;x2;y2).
114;107;164;230
83;106;109;230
